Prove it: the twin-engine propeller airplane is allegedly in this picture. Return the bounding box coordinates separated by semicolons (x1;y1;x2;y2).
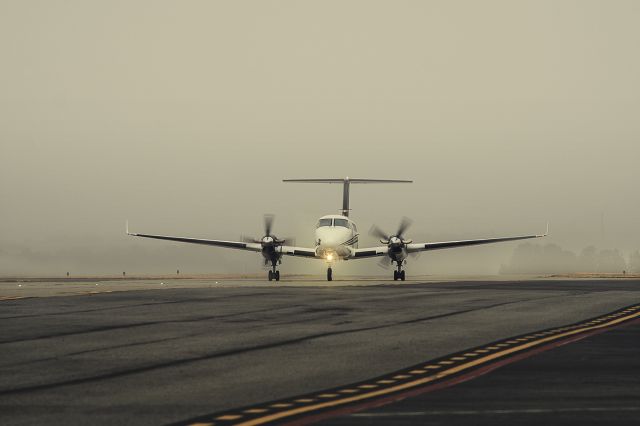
127;177;548;281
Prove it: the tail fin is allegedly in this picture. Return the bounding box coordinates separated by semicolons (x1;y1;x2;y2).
283;177;412;216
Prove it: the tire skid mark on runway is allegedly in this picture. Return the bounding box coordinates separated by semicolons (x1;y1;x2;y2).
350;406;640;416
0;287;454;320
0;304;309;345
0;296;548;395
172;303;640;426
0;289;540;345
0;331;207;368
0;292;278;320
0;296;30;302
432;280;640;292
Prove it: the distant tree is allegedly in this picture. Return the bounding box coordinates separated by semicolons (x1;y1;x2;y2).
597;249;627;273
501;243;577;274
627;251;640;273
577;246;598;272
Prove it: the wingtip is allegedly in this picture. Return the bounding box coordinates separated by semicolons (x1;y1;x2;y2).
542;221;550;237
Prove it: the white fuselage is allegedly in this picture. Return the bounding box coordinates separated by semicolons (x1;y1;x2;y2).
314;214;359;261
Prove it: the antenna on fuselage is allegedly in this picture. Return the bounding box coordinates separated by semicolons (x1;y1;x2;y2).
282;177;413;217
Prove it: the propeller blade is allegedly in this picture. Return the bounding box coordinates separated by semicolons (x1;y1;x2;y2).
377;256;393;269
369;224;390;241
264;214;274;237
397;217;412;239
276;237;296;246
377;257;392;270
241;235;260;244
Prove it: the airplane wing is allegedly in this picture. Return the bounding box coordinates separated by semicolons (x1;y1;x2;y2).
278;246;318;258
128;230;264;252
352;247;389;258
353;225;548;258
127;223;318;257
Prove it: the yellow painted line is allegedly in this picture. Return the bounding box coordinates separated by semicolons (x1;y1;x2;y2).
438;361;454;365
338;389;359;394
234;308;640;426
475;349;489;353
376;380;396;384
244;409;268;414
358;384;377;389
409;370;425;374
216;415;242;421
451;357;466;361
294;399;315;403
463;353;478;357
424;365;441;369
317;394;337;398
269;403;292;408
393;374;411;379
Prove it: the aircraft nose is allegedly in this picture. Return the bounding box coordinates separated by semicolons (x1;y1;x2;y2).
316;228;349;248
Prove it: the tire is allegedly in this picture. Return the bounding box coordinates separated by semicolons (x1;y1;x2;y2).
275;271;280;281
400;270;406;281
393;270;398;281
268;270;273;281
327;268;333;281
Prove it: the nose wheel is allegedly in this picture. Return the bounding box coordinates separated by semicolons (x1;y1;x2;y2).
393;263;406;281
327;267;333;281
268;263;280;282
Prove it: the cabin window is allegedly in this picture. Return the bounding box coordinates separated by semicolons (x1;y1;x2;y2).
334;218;349;228
317;218;333;227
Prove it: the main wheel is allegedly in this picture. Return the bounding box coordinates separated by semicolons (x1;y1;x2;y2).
275;270;280;281
327;267;333;281
400;270;406;281
393;270;398;281
268;270;273;281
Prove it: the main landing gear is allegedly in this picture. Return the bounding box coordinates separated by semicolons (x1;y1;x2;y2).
268;270;280;281
268;261;280;282
327;267;333;282
393;262;406;281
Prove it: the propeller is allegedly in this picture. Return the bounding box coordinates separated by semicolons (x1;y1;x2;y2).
377;257;393;270
243;215;292;246
264;214;274;238
369;217;413;245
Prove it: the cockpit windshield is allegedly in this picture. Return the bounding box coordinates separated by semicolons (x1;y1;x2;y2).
317;218;333;228
334;218;350;228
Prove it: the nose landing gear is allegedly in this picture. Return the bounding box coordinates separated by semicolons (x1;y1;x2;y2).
268;270;280;281
393;262;406;281
268;260;280;282
327;267;333;281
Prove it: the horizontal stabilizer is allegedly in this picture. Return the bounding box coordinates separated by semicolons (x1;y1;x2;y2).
284;177;412;216
283;178;412;184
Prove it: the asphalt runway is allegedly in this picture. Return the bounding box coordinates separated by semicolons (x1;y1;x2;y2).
1;278;639;425
320;320;640;426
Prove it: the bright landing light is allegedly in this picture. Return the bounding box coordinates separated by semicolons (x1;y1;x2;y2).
327;254;334;261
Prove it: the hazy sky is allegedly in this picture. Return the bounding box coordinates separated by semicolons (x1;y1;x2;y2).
1;1;639;275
